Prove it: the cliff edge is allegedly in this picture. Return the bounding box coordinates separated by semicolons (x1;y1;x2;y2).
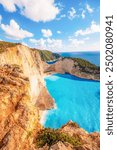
0;41;100;150
0;41;54;110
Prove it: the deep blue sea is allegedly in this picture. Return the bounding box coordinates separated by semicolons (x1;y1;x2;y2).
59;51;100;66
44;73;100;133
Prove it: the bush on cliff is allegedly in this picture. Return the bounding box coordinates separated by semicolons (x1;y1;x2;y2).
36;128;81;148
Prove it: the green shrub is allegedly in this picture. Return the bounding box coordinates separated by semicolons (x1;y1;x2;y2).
32;48;60;62
38;50;60;61
36;128;81;148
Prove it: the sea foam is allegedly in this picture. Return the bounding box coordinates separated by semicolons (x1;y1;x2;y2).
40;111;48;125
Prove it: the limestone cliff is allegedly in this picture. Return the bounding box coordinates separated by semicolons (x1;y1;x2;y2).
0;41;100;150
0;42;54;109
43;58;100;81
0;65;39;150
0;41;54;149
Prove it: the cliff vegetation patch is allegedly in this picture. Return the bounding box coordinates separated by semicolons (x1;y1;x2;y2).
36;128;81;148
0;41;19;53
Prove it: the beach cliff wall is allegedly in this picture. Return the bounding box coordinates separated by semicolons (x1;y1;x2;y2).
0;44;54;109
43;57;100;81
0;42;100;150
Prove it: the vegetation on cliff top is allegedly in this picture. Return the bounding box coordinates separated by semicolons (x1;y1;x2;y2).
32;48;60;62
0;41;99;72
0;41;19;53
63;57;100;71
36;128;81;148
0;41;60;61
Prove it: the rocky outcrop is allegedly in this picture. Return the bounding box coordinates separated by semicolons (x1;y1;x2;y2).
0;43;54;109
0;65;40;150
0;42;54;149
43;58;100;81
34;121;100;150
60;121;100;150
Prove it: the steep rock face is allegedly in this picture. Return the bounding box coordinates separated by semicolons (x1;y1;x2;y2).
0;44;54;109
43;58;100;81
0;65;40;150
0;43;54;149
60;121;100;150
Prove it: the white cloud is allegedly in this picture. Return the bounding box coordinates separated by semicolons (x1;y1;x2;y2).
68;7;77;20
84;37;90;40
47;38;62;50
56;14;66;21
57;30;61;34
21;42;28;47
68;36;90;48
0;0;16;12
0;15;2;24
66;39;99;52
86;4;93;13
41;29;52;38
29;38;62;52
0;0;59;22
81;10;85;19
30;36;99;52
1;19;33;40
69;38;85;47
75;21;100;36
30;38;46;49
61;36;99;52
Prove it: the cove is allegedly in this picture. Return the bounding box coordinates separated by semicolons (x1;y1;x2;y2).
44;73;100;133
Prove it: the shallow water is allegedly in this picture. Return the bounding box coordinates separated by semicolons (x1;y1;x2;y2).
46;60;58;64
44;73;100;133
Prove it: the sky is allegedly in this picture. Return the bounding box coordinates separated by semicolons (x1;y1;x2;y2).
0;0;100;52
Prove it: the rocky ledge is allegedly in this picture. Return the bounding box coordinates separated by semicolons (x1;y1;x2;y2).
34;121;100;150
0;65;40;150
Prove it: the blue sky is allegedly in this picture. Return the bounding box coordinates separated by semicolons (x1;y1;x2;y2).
0;0;100;52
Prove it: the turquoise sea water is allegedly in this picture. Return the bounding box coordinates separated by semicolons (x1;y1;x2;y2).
46;60;58;64
59;51;100;66
44;73;100;133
